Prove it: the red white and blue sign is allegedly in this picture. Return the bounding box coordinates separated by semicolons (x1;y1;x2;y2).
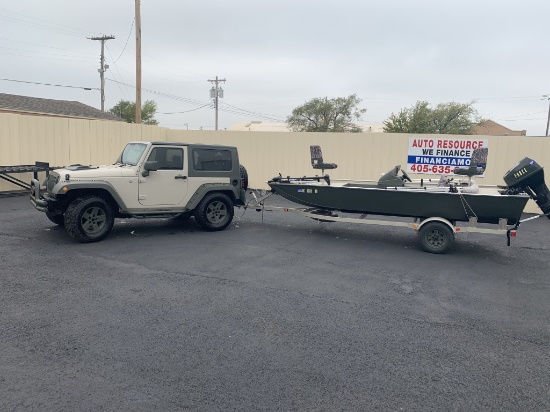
407;137;489;175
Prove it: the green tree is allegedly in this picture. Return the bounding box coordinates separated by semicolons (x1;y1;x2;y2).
383;101;481;134
287;94;366;132
109;100;159;125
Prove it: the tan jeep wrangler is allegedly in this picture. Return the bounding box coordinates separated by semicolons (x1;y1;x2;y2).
30;141;248;243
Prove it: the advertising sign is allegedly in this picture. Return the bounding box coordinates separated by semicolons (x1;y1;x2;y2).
407;137;489;175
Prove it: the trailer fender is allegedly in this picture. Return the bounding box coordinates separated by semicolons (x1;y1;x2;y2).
414;217;456;233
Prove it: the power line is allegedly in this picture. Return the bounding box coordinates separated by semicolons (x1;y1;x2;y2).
0;37;96;55
0;50;93;63
112;18;134;64
0;45;96;60
105;78;287;122
220;102;286;121
156;104;211;115
0;15;87;38
495;111;546;120
0;8;93;35
105;45;131;100
0;77;98;90
106;78;210;106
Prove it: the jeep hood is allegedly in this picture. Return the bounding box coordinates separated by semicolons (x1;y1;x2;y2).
53;164;137;179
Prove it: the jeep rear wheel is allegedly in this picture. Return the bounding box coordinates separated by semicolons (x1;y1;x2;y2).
65;196;115;243
194;192;234;231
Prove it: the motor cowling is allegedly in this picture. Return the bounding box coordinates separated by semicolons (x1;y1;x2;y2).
503;157;550;219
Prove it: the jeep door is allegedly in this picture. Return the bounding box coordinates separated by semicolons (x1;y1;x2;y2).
138;146;188;206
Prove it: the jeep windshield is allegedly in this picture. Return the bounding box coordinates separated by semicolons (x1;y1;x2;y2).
116;143;147;166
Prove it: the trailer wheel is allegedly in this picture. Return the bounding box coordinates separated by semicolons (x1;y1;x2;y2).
46;211;65;227
194;192;234;231
65;195;115;243
418;221;454;254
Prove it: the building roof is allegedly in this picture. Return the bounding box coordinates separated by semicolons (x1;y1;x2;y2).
0;93;124;121
472;119;526;136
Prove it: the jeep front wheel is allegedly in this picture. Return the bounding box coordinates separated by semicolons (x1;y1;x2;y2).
194;192;234;231
64;196;115;243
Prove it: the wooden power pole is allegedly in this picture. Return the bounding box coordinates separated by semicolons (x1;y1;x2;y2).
208;76;226;130
135;0;142;123
89;35;115;111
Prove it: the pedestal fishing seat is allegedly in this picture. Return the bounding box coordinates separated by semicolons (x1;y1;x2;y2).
310;145;337;175
453;147;488;177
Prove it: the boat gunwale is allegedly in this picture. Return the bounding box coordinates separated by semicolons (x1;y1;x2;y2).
268;180;529;198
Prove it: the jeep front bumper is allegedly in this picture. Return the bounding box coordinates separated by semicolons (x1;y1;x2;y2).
30;178;50;213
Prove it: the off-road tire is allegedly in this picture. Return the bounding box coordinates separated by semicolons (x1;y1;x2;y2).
65;195;115;243
240;164;248;190
194;192;234;232
418;221;454;254
46;211;65;226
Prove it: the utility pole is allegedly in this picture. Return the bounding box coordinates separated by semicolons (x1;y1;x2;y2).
89;35;115;111
208;76;226;130
135;0;142;124
543;95;550;137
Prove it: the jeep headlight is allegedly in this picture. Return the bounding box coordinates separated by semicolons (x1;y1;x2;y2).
46;173;60;193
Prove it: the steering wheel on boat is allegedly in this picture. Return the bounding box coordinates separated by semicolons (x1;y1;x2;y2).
400;169;412;182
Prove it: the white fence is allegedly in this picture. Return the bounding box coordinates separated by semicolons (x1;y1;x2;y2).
2;112;550;214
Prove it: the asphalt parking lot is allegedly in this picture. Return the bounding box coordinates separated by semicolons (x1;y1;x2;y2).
1;193;550;411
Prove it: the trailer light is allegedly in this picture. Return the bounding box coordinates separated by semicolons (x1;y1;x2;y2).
62;186;68;192
510;230;517;237
455;227;461;232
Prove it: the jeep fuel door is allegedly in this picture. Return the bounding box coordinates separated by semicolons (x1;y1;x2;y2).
138;146;189;206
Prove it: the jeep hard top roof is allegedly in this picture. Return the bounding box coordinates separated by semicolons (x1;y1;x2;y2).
135;141;237;150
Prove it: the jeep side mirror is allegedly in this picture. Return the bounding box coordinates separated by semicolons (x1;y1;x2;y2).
142;160;158;177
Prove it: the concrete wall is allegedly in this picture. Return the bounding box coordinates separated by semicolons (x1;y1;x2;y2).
2;112;550;214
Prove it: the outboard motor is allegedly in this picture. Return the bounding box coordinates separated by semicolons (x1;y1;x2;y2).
503;157;550;219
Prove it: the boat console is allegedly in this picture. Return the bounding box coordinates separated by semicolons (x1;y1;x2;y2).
377;165;405;188
503;157;550;218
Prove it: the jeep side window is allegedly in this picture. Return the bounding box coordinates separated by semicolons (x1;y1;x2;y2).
147;147;184;170
192;148;232;171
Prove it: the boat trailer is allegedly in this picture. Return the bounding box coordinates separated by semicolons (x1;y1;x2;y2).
245;190;547;254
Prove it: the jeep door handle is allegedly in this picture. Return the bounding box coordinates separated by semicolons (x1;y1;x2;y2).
175;175;187;180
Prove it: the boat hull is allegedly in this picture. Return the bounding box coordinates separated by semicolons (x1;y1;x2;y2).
268;182;529;224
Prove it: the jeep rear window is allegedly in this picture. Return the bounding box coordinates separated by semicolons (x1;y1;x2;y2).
118;143;147;165
192;149;232;171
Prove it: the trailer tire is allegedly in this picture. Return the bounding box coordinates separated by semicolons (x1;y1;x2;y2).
194;192;234;232
46;211;65;227
418;221;454;254
65;195;115;243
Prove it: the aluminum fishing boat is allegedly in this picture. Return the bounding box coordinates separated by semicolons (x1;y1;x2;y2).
267;150;550;226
